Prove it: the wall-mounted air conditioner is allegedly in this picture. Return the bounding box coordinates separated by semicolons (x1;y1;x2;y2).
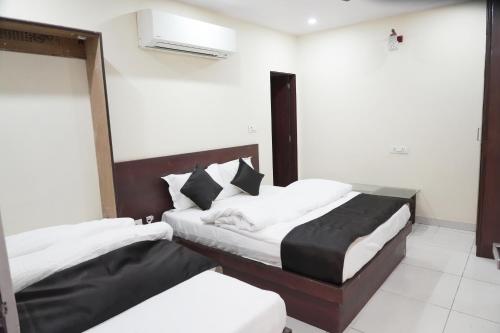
137;9;237;59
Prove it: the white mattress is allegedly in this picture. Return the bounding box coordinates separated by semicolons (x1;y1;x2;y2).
163;185;411;282
86;271;286;333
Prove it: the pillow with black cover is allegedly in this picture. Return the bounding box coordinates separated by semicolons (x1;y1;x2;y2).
231;158;264;196
180;166;223;210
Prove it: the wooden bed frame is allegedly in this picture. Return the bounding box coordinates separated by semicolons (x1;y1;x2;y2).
114;144;412;333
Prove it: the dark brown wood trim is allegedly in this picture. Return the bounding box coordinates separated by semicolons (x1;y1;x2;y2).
0;29;86;59
0;16;117;219
289;74;298;182
477;0;500;258
84;36;117;218
0;17;100;39
177;223;412;333
99;37;118;218
476;0;491;256
114;144;259;222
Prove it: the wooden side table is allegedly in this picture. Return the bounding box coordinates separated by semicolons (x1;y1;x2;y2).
352;184;419;224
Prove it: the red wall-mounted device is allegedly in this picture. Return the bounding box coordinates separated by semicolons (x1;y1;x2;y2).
391;29;404;43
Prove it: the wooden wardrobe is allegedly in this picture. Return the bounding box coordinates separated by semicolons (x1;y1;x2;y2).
477;0;500;259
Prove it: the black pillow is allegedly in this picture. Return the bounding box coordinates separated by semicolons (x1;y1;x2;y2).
231;158;264;196
181;166;223;210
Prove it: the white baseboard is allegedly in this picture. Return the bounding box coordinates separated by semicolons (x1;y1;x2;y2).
415;216;476;232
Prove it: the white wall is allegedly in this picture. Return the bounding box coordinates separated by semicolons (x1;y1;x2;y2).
0;52;102;235
0;0;297;181
0;0;297;233
297;2;486;225
0;0;485;229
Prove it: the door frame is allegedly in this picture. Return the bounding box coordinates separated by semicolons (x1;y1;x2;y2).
476;0;500;258
270;71;298;186
0;17;117;219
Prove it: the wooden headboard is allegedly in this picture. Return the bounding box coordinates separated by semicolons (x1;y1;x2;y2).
114;144;259;222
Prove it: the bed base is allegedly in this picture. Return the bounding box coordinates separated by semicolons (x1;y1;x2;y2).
177;222;411;333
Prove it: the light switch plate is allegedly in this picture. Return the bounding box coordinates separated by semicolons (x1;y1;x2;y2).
391;146;409;155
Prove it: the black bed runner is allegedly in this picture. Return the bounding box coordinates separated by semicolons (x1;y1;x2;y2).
16;240;217;333
281;194;408;285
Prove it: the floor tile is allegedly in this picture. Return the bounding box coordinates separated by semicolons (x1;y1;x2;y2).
287;224;490;332
444;311;500;333
351;290;449;333
381;263;461;308
453;278;500;323
431;228;475;252
409;226;474;253
464;254;500;285
286;316;363;333
408;224;439;241
404;239;469;275
286;316;327;333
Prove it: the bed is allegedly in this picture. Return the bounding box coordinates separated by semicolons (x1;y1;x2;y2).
114;144;413;333
162;186;410;283
86;270;286;333
5;219;288;333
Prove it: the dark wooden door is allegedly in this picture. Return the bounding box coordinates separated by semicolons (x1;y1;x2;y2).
270;72;298;187
477;0;500;259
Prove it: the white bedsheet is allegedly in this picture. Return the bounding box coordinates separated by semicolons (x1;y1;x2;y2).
10;222;173;292
6;218;136;259
86;271;286;333
163;185;411;282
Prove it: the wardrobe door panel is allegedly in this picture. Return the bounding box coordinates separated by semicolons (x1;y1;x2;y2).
477;0;500;259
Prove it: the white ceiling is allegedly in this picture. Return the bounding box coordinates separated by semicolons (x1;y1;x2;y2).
176;0;470;35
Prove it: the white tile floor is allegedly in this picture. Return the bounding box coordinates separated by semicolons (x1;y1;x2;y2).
286;223;500;333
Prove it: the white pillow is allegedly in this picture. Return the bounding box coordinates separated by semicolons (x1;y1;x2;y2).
217;157;253;200
6;218;136;259
162;165;223;210
162;172;194;210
